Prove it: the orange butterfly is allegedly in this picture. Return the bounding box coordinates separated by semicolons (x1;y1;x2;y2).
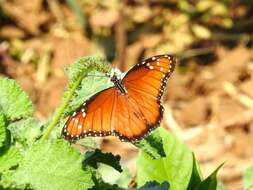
62;54;176;142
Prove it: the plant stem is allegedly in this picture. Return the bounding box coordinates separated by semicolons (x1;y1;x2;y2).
41;71;87;140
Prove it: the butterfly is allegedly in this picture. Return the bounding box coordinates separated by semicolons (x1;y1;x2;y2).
62;54;176;142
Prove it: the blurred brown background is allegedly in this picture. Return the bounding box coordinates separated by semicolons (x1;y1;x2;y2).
1;1;253;189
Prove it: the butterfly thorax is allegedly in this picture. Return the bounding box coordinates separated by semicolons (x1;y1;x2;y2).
111;74;128;94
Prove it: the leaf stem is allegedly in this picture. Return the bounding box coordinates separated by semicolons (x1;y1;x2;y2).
41;71;87;140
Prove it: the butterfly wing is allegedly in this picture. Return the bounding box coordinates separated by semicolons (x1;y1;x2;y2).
119;54;176;139
62;87;117;140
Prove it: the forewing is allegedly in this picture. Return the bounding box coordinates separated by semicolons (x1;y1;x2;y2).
62;87;116;140
122;54;176;134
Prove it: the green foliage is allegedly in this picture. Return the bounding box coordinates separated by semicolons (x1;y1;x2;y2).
97;164;131;189
194;164;224;190
0;146;22;173
243;165;253;190
137;128;224;190
137;127;193;190
134;130;166;159
186;154;202;190
84;149;122;172
0;77;33;120
11;140;93;190
65;56;110;84
0;111;6;148
7;118;42;148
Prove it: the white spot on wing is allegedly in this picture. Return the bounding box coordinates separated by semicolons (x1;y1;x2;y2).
149;66;154;70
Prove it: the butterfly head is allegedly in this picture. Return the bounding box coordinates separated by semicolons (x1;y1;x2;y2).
107;68;125;81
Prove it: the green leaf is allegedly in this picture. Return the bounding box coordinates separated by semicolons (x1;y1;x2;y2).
0;146;22;173
187;154;202;190
7;118;42;148
134;130;166;159
138;181;170;190
84;149;122;172
137;127;193;190
0;111;6;148
12;139;93;190
98;164;131;188
0;77;33;120
0;170;27;189
243;165;253;190
194;164;224;190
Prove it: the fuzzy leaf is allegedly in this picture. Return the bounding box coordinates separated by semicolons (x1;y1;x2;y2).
7;118;42;148
0;77;33;120
137;127;193;190
0;170;27;189
84;149;122;172
0;111;6;148
0;146;22;173
135;129;165;159
12;139;93;190
243;165;253;190
65;56;110;83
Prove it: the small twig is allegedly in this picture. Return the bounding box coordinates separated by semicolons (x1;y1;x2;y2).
36;46;52;85
211;32;253;42
47;0;65;26
115;3;127;71
223;81;253;109
177;46;216;60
